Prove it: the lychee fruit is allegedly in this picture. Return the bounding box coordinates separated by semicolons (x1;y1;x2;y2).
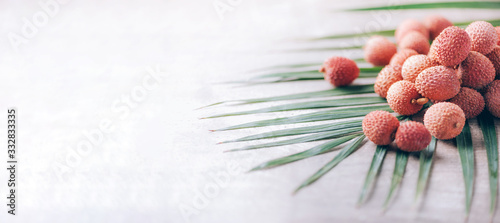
395;19;429;43
424;15;453;40
402;55;439;83
362;110;400;145
374;65;403;98
364;36;398;66
424;102;466;140
399;31;430;54
484;80;500;118
465;21;498;55
389;49;419;67
496;26;500;45
320;56;359;87
387;80;428;115
486;46;500;79
448;87;485;119
415;66;461;101
429;26;471;67
458;51;495;90
395;121;432;152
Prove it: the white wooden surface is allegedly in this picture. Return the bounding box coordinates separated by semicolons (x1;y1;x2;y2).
0;0;499;222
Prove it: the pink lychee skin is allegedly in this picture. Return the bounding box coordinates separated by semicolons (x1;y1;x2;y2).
496;26;500;45
402;55;439;83
415;66;461;101
395;121;431;152
389;49;419;67
364;36;398;66
465;21;499;55
320;56;359;87
362;110;400;146
484;80;500;118
395;19;429;43
448;87;485;119
399;31;430;54
486;46;500;79
374;64;403;98
428;26;471;67
424;15;453;40
458;51;495;90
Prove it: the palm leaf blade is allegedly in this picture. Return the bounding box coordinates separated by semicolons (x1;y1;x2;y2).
384;150;409;209
478;112;498;215
456;120;474;216
348;1;500;11
358;145;388;206
415;137;437;203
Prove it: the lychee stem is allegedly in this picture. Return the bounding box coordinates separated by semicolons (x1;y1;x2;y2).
319;66;326;73
411;98;429;105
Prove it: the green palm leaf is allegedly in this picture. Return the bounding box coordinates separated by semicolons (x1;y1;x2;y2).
348;1;500;11
358;145;388;206
294;135;366;193
250;134;363;171
213;104;391;131
456;120;474;216
203;96;386;119
250;67;380;80
226;127;362;152
384;150;409;209
415;137;437;204
478;112;498;215
220;119;364;143
201;84;375;109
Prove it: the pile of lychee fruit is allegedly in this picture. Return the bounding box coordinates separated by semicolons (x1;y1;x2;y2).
319;15;500;152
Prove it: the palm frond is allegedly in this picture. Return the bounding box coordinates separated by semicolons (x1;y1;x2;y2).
212;104;391;131
250;67;380;81
415;137;437;204
456;120;474;216
358;145;388;206
249;133;363;171
478;112;498;215
384;150;409;209
294;135;366;193
226;127;362;152
347;1;500;11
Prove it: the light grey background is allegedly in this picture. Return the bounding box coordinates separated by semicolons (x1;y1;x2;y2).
0;0;499;222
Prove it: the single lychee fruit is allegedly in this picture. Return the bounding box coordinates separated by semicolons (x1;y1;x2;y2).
387;80;428;115
424;15;453;40
415;66;461;101
486;46;500;79
389;49;419;67
402;55;439;83
395;121;432;152
424;102;466;140
448;87;485;119
458;51;495;90
364;36;398;66
484;80;500;118
428;26;471;67
319;56;359;87
395;19;429;43
374;65;403;98
465;21;498;55
399;31;430;54
362;110;400;145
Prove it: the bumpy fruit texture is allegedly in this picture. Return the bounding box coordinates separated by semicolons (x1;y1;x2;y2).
402;55;438;83
395;19;429;43
364;36;398;66
496;26;500;45
484;80;500;118
320;56;359;87
448;87;485;119
389;49;419;67
415;66;461;101
362;111;400;145
395;121;431;152
465;21;498;55
399;31;430;54
458;51;495;90
424;15;453;40
374;65;403;98
429;26;471;67
424;102;465;140
486;46;500;79
387;80;426;115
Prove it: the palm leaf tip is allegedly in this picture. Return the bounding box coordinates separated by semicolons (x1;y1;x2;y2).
415;137;437;204
456;120;474;216
347;1;500;11
478;112;498;215
357;145;388;206
383;150;409;210
294;135;366;194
